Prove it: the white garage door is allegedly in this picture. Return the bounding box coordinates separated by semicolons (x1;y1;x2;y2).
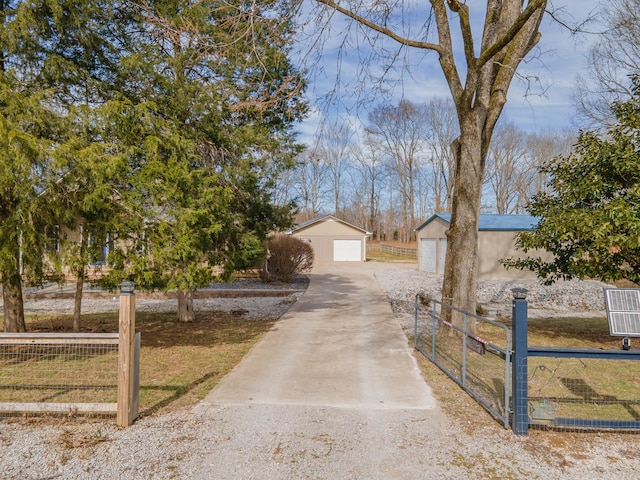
333;239;362;261
420;239;437;273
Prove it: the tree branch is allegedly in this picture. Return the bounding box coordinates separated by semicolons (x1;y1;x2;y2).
478;0;546;67
430;0;463;103
448;0;476;69
315;0;442;52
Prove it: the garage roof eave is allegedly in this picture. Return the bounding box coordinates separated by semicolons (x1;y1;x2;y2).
287;215;371;235
415;213;539;232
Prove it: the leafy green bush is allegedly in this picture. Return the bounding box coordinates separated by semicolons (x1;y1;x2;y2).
260;234;314;283
504;78;640;285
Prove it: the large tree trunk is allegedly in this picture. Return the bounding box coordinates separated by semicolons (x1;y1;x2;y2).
312;0;548;332
177;289;195;322
73;265;84;332
441;115;485;332
2;271;26;332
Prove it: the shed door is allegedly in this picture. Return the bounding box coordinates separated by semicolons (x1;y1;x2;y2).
438;238;447;274
333;239;362;261
420;239;437;273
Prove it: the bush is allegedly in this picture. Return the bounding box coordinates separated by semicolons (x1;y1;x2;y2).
260;234;314;283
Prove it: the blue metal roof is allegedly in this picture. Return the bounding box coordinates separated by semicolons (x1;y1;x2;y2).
416;213;538;232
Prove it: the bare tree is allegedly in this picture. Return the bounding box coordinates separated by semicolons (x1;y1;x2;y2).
317;123;354;216
349;135;385;238
381;185;401;241
424;98;458;212
414;165;434;222
573;0;640;128
525;129;574;196
314;0;550;321
485;126;574;214
272;167;297;207
293;149;327;221
485;121;528;214
367;100;427;242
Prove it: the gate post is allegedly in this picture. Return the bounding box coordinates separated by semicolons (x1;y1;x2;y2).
511;288;529;435
118;281;137;427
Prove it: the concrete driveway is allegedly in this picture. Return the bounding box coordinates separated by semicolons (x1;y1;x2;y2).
186;263;445;478
201;262;436;409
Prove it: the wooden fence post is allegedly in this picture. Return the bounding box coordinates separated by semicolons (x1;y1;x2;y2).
117;281;137;427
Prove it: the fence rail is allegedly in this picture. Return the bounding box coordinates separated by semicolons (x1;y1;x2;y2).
0;289;140;426
371;243;418;258
414;294;512;428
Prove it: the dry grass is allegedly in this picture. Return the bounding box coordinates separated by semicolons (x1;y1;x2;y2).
9;311;276;417
414;336;640;464
527;316;617;349
416;314;640;437
475;316;616;349
366;246;418;263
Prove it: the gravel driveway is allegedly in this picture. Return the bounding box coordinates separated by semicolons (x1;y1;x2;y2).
2;263;639;479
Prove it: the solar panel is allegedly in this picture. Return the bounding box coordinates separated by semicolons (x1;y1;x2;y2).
604;288;640;337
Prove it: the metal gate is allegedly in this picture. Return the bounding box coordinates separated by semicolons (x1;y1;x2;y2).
414;294;512;428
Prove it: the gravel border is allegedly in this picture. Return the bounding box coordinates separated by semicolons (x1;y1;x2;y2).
373;264;610;334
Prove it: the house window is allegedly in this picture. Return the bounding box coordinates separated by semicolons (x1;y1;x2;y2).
45;226;60;253
88;233;113;266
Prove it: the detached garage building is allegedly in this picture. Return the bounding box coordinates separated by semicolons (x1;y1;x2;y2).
416;213;542;280
287;215;371;262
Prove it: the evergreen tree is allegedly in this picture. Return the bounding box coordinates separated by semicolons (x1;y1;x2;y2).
0;74;57;332
0;0;134;331
0;0;306;328
101;0;306;321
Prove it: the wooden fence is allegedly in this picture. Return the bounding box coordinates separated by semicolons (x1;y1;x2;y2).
370;243;418;258
0;287;140;426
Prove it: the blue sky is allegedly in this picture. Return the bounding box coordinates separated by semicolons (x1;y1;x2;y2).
295;1;603;144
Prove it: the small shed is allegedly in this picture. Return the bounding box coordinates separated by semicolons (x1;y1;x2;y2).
416;213;543;280
287;215;371;263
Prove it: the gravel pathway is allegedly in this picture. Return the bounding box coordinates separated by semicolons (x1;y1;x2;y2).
1;263;639;480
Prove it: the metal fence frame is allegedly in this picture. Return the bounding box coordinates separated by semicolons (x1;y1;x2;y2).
414;294;512;428
511;295;640;434
416;293;640;435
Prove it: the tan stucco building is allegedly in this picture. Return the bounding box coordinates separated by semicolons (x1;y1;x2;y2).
416;213;548;280
287;215;371;263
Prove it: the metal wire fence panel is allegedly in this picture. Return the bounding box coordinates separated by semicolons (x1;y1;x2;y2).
0;334;119;416
527;356;640;431
414;295;511;428
432;328;464;381
513;356;529;433
417;293;640;433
